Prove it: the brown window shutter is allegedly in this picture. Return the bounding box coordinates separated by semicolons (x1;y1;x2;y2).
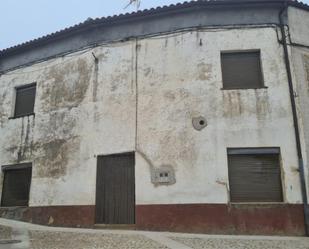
228;149;283;202
14;83;36;117
221;51;263;89
1;164;32;207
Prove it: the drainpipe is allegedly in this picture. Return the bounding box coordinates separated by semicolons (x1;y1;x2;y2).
279;1;309;236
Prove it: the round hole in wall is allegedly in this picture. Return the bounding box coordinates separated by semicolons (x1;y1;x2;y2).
192;116;207;131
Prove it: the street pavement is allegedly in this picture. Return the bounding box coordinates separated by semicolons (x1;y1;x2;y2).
0;218;308;249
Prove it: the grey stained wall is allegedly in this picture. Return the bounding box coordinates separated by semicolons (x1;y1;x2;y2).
289;6;309;200
0;26;304;207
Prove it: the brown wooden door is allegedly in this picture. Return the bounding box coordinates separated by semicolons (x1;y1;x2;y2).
95;153;135;224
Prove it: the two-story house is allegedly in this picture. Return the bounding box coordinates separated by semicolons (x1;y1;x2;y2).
0;0;308;235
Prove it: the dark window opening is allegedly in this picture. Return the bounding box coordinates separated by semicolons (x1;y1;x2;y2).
1;164;32;207
14;83;36;118
227;148;283;203
221;51;264;89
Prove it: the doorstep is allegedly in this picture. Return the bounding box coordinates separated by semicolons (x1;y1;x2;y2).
94;224;136;230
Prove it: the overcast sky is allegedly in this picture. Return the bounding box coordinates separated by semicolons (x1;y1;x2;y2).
1;0;309;50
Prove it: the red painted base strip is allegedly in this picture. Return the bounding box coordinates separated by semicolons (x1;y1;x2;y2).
136;203;305;235
0;203;305;235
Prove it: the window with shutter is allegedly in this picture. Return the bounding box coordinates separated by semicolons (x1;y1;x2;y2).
221;51;264;89
227;148;283;203
14;83;36;118
1;164;32;207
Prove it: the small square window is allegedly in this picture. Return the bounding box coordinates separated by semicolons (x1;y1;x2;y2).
1;164;32;207
14;83;36;118
221;51;264;89
227;148;283;203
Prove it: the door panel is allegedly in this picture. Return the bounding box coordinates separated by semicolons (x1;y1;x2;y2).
95;153;135;224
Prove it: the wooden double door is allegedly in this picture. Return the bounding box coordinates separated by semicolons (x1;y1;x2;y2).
95;153;135;224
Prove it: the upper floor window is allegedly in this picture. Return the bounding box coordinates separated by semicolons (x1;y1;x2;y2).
14;83;36;118
221;51;264;89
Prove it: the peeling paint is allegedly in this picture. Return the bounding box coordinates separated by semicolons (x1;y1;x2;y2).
0;91;8;126
0;28;303;208
303;54;309;91
222;91;243;117
5;116;35;163
92;58;99;102
40;58;91;112
197;62;212;81
254;89;270;119
34;137;80;179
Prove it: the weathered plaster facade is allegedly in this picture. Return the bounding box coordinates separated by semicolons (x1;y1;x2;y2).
0;0;308;235
289;6;309;200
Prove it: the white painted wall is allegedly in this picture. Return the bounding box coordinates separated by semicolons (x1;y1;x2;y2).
0;26;303;207
288;6;309;203
289;7;309;47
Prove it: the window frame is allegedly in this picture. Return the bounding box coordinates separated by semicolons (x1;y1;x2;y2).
12;82;37;119
220;50;265;90
227;147;284;204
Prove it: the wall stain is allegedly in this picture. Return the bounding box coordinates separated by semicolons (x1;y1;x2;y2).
223;90;271;119
3;56;91;181
157;129;198;168
0;91;8;126
255;90;270;119
38;111;77;140
164;88;190;103
110;64;132;92
34;137;80;179
6;116;35;163
164;38;168;48
223;91;243;117
41;58;91;112
303;54;309;91
164;91;176;101
144;67;152;78
17;117;31;161
4;109;78;180
92;58;99;102
197;62;212;81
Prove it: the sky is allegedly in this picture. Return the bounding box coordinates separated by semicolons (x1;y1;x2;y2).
1;0;309;50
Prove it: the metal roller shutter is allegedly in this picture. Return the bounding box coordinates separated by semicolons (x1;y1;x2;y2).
14;83;36;117
1;164;32;207
228;150;283;202
221;51;263;89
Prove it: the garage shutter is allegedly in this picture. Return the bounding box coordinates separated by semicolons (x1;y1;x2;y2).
1;164;32;207
228;148;283;202
221;51;263;89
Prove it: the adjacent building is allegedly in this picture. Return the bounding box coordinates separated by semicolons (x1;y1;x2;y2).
0;0;309;235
